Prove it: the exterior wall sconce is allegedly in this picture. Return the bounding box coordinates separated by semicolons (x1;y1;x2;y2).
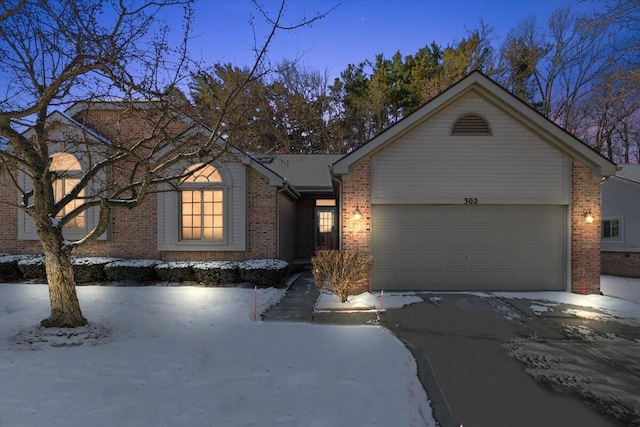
353;207;362;221
584;210;594;224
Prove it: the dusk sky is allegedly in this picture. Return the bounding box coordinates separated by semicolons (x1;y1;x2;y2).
183;0;606;79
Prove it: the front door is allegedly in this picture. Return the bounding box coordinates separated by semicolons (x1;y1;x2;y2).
315;207;337;251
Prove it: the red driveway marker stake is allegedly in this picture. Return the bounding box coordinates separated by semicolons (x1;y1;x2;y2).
254;286;258;321
582;270;586;295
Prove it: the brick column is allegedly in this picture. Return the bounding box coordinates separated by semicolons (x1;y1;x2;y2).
341;159;371;255
571;159;601;294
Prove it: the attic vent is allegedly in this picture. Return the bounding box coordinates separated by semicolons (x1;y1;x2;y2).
451;114;491;136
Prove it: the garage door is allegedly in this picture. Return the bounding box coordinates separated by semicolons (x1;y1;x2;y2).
371;205;566;291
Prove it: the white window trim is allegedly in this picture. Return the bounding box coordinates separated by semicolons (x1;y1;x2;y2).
157;163;247;252
601;217;623;242
17;170;108;241
179;185;228;245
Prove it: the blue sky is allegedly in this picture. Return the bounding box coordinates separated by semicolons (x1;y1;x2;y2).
183;0;606;79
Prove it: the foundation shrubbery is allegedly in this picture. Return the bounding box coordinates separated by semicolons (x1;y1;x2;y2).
312;250;371;303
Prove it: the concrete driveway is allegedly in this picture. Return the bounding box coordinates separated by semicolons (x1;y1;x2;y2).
313;293;640;427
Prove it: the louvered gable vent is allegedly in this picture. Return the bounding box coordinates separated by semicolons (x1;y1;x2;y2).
451;113;491;136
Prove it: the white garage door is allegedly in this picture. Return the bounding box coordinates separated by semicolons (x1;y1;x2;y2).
371;205;566;291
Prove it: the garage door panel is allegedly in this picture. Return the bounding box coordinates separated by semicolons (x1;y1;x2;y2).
469;226;494;248
446;229;468;247
374;249;396;269
423;249;447;266
372;205;566;291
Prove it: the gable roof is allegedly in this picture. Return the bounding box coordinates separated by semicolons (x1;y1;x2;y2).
332;71;617;179
170;125;301;199
256;154;343;194
22;110;112;146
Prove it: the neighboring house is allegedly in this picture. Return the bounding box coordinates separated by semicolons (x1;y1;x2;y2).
0;71;617;293
601;165;640;278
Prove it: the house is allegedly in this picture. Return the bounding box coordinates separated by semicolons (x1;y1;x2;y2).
332;71;616;294
0;72;617;293
0;106;336;265
601;165;640;278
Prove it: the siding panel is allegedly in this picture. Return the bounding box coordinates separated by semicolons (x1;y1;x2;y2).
371;92;570;204
601;177;640;252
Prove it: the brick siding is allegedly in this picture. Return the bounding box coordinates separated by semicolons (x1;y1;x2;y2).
340;159;371;293
571;159;602;294
0;108;284;262
601;252;640;278
277;192;297;262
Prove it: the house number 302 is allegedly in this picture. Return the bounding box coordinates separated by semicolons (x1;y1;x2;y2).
464;198;478;204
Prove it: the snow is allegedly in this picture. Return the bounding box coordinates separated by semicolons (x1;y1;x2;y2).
0;284;436;427
15;255;44;266
192;260;237;270
491;290;640;322
601;275;640;304
72;257;121;266
239;259;289;270
316;289;423;311
105;259;160;268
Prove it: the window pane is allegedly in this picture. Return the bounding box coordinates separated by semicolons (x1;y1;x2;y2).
318;211;334;233
612;220;620;237
50;153;81;171
182;228;192;239
183;164;222;183
180;188;224;241
214;203;223;215
203;228;214;239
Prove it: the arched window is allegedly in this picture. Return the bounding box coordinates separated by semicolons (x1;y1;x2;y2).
451;113;492;136
50;153;84;228
180;163;225;241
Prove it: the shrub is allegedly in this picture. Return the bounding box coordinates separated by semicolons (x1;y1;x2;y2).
239;259;288;287
72;257;117;283
155;262;196;282
193;261;239;286
312;250;371;303
0;255;25;282
104;259;160;283
17;255;46;280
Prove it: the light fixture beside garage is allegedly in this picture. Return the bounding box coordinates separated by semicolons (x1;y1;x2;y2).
584;209;594;224
354;207;362;220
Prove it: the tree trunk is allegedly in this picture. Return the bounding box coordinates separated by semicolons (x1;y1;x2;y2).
39;227;87;328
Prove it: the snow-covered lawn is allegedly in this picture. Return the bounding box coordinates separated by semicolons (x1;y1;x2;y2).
0;284;436;427
601;275;640;305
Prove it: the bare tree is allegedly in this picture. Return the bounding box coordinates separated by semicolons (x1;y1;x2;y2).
0;0;332;327
499;8;614;132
